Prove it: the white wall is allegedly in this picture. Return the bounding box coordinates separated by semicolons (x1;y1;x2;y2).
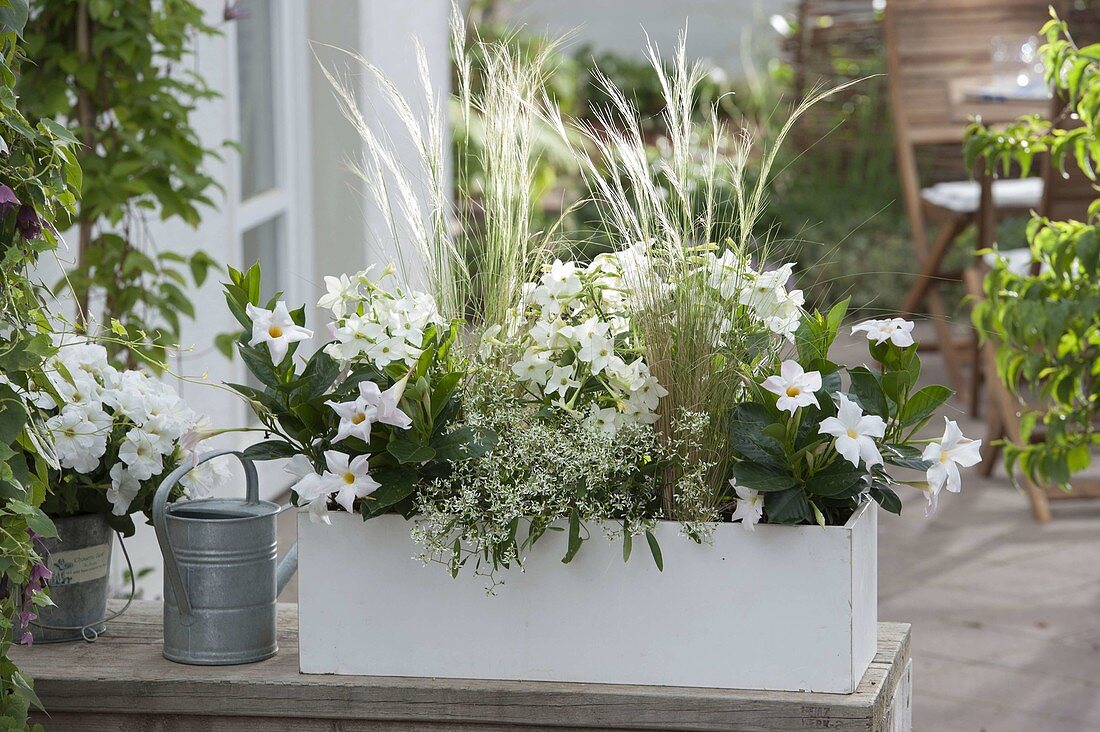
504;0;791;77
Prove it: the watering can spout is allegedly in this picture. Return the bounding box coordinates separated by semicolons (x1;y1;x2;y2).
277;542;299;596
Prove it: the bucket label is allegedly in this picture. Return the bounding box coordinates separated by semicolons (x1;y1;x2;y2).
48;543;111;586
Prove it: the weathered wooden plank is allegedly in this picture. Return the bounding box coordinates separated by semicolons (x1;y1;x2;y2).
16;601;911;731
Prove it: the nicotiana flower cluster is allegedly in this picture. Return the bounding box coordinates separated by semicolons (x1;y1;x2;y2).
498;256;667;436
320;267;443;370
702;250;804;343
29;338;221;516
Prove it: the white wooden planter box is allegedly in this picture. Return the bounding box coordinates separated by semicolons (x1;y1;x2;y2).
298;501;877;693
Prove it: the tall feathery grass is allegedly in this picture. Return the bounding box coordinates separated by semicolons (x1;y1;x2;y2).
316;7;563;329
320;13;859;520
543;32;862;518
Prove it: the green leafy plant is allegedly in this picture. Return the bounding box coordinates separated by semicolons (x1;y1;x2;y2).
19;0;223;368
0;0;81;725
968;12;1099;489
224;263;497;522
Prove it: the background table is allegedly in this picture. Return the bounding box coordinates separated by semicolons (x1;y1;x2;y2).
14;601;912;731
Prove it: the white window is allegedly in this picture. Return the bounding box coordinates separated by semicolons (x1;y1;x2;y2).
232;0;312;304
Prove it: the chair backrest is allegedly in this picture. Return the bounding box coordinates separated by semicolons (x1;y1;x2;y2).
885;0;1057;251
885;0;1055;146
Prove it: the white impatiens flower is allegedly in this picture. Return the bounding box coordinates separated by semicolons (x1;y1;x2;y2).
729;478;764;531
320;451;380;513
922;417;982;511
851;317;915;348
179;458;232;501
818;393;886;468
246;301;314;363
762;360;822;414
107;463;141;516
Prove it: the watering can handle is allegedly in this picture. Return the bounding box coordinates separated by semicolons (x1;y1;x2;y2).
152;448;260;625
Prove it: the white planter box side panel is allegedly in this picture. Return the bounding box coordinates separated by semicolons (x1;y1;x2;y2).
299;503;878;693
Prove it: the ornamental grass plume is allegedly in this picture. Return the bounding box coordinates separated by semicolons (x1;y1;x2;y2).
541;31;864;520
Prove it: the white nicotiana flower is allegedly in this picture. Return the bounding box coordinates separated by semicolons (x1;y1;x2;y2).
320;451;380;513
107;463;141;516
922;417;982;513
818;393;887;468
729;478;764;531
246;301;314;364
588;406;621;436
851;318;916;348
541;259;583;299
544;364;580;398
762;360;822;414
317;274;360;318
511;347;553;384
364;336;409;368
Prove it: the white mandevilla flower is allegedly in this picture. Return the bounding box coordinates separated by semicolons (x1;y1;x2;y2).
285;454;331;525
358;378;412;430
729;478;764;531
762;360;822;414
326;394;377;443
246;301;313;363
320;451;380;513
818;393;887;468
922;417;982;513
851;317;915;348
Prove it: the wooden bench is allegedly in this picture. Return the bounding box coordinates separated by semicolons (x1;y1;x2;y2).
13;601;912;731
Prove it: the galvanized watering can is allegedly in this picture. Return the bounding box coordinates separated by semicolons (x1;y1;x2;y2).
153;449;298;665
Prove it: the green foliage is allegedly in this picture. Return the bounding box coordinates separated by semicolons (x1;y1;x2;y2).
0;0;81;724
967;12;1100;490
225;264;496;519
20;0;222;368
727;300;951;525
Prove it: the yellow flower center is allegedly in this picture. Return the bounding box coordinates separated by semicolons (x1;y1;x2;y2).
846;428;858;439
343;472;356;484
267;325;283;338
785;386;800;397
940;451;950;463
351;412;367;425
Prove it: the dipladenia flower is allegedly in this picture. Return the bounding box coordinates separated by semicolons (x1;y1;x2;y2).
762;360;822;414
729;478;764;531
922;418;982;514
851;317;915;348
246;302;313;363
818;393;886;468
320;451;380;513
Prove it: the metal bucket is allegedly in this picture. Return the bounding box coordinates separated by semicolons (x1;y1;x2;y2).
30;513;113;643
153;449;297;665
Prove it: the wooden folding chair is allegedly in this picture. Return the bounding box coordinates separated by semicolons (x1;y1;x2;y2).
884;0;1053;398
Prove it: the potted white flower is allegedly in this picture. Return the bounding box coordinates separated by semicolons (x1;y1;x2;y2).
17;337;221;642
